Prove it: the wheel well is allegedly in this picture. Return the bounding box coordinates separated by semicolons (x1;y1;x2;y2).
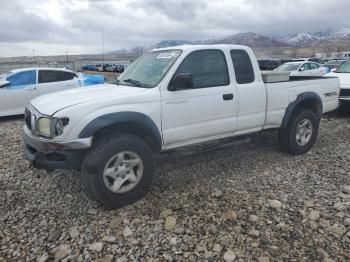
281;96;322;129
92;122;161;153
294;98;322;114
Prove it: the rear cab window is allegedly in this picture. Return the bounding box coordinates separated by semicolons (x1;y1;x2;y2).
39;70;77;84
230;50;255;84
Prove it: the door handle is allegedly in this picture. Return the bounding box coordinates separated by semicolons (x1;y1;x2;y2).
223;94;233;100
25;86;36;91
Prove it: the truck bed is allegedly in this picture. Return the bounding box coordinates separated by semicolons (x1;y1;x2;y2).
263;76;340;129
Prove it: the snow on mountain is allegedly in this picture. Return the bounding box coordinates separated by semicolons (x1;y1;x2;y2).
278;27;350;47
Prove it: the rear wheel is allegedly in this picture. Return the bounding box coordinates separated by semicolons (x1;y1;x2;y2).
81;134;155;209
278;109;319;155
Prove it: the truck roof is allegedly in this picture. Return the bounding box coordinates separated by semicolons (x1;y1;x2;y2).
152;44;252;52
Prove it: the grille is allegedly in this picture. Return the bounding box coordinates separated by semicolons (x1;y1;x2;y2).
24;108;32;131
340;89;350;97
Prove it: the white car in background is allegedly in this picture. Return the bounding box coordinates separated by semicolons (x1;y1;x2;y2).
274;61;328;76
326;60;350;107
0;68;80;117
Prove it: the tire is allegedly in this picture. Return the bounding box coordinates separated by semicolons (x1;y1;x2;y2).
278;109;319;155
81;134;155;209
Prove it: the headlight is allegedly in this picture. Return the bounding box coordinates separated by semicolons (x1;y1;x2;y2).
37;117;52;137
36;117;69;138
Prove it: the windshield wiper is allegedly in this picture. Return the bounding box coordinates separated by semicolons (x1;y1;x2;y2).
122;78;146;87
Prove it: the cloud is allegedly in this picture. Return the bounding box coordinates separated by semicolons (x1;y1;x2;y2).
0;0;349;56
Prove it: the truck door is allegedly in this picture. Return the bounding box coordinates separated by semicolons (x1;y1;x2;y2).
230;49;266;132
161;49;238;147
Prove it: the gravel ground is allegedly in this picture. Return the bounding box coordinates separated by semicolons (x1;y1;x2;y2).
0;113;350;261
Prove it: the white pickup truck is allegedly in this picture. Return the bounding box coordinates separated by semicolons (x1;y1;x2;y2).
23;45;340;208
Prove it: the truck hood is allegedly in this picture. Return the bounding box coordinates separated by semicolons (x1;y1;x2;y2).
31;84;147;116
326;72;350;89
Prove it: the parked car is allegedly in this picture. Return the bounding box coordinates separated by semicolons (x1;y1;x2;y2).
326;60;350;107
82;65;97;71
292;58;324;64
23;45;339;208
0;68;106;117
258;60;281;70
115;64;125;73
274;61;328;76
323;60;346;71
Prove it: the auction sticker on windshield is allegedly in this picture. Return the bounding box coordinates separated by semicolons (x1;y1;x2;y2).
156;52;177;59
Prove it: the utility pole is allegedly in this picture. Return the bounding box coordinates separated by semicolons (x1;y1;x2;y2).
102;30;105;66
32;49;36;65
66;50;69;63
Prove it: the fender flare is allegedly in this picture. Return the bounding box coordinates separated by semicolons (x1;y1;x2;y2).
79;112;162;152
281;92;323;129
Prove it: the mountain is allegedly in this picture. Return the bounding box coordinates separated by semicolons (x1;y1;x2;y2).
211;32;287;48
277;26;350;47
153;40;192;48
153;32;288;49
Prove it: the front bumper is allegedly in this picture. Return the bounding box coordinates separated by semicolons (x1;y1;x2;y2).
23;126;92;170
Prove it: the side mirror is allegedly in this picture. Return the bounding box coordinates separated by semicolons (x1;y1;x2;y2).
299;67;305;71
0;80;10;88
169;73;193;91
331;68;337;72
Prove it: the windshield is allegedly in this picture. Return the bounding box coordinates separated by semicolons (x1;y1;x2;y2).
336;61;350;73
275;63;302;72
118;50;182;88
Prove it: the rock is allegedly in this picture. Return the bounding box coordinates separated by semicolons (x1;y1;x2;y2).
334;202;346;212
160;209;173;217
304;200;314;208
169;237;177;246
344;217;350;226
88;242;104;252
208;224;218;233
258;257;270;262
268;199;282;210
267;246;280;257
213;244;222;253
341;185;350;194
223;250;236;262
110;216;123;228
324;259;336;262
87;208;98;215
68;226;79;238
249;215;259;223
164;216;177;231
174;226;185;234
225;210;238;221
123;226;133;237
247;229;260;238
308;210;321;221
48;230;61;242
214;189;223;198
327;224;345;236
102;236;116;243
53;244;71;260
37;252;50;262
162;253;172;261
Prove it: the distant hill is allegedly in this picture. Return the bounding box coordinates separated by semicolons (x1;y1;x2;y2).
276;26;350;47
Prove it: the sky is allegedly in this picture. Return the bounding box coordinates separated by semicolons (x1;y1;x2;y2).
0;0;349;57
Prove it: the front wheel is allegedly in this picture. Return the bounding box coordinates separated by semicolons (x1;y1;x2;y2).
81;135;155;209
278;109;320;155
